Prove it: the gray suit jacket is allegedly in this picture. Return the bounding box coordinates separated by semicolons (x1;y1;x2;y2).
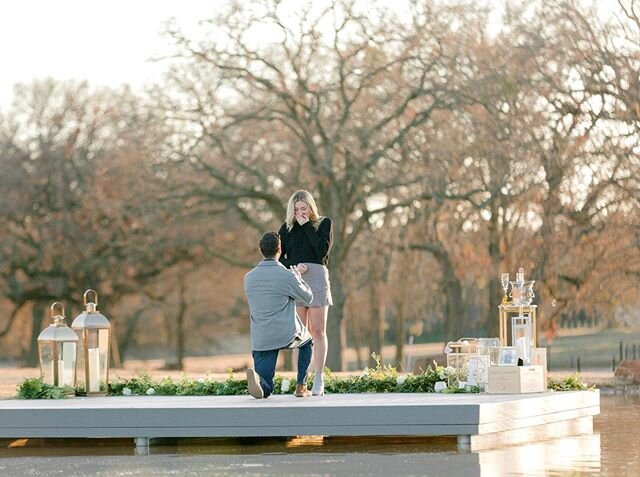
244;259;313;351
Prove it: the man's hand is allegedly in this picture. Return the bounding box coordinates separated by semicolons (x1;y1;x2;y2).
290;265;302;278
291;264;308;277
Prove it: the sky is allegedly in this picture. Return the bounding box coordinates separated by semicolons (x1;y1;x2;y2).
0;0;627;110
0;0;215;109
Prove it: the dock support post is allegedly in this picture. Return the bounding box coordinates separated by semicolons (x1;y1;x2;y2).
135;437;150;455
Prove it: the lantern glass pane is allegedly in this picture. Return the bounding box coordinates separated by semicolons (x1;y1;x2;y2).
87;328;99;349
446;347;471;384
39;342;54;385
75;329;86;393
61;342;77;387
86;329;101;393
468;355;489;389
511;316;532;365
98;328;110;392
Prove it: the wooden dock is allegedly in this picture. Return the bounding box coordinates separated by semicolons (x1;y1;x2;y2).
0;390;599;451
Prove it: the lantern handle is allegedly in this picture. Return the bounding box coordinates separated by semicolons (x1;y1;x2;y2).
50;302;65;317
84;289;99;306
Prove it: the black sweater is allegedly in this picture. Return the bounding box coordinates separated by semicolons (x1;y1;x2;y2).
278;217;333;267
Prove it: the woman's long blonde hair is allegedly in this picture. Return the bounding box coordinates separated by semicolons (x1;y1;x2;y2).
286;190;321;231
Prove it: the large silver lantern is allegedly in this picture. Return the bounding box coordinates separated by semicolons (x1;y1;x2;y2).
37;302;78;392
511;315;533;365
71;290;111;396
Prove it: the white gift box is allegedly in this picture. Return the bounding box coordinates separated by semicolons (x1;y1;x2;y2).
487;365;545;394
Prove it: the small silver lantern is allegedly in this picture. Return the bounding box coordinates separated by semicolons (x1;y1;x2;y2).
37;302;78;392
445;338;478;388
472;338;501;391
511;315;533;365
71;289;111;396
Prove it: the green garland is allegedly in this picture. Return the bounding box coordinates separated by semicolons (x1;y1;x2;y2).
547;372;592;391
16;377;75;399
105;355;475;396
16;358;590;399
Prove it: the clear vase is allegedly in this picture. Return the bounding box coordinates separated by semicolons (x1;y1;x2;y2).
510;280;535;305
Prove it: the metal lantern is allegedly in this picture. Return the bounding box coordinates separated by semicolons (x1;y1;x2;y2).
511;315;533;365
472;338;501;391
445;338;478;388
71;289;111;396
37;302;78;392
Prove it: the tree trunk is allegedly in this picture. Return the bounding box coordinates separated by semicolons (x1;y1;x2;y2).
532;168;563;343
25;302;45;367
436;250;465;342
443;270;465;341
486;205;501;338
487;279;501;338
367;229;393;368
118;309;144;361
326;265;346;371
175;280;188;371
346;298;364;370
394;301;405;369
368;283;385;367
412;242;465;342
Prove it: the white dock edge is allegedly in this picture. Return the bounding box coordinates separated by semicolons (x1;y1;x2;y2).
0;390;600;451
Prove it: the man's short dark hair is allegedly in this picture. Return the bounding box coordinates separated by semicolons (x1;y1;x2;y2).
259;232;280;258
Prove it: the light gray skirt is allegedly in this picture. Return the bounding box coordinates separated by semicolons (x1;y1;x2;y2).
296;263;333;307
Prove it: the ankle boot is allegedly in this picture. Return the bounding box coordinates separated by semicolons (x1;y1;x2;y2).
311;373;324;396
295;384;311;397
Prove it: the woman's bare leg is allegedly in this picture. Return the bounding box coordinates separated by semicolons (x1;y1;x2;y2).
292;306;309;371
296;305;309;328
308;306;328;373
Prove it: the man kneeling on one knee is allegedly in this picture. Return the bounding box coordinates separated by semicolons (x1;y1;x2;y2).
243;231;314;398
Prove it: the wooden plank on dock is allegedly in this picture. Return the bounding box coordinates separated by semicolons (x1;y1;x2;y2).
0;390;599;450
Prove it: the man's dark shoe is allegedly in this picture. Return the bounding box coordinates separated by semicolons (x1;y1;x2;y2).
246;368;264;399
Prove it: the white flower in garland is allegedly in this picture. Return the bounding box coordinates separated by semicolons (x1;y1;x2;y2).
434;381;447;392
197;378;206;384
361;368;370;379
146;387;156;395
122;387;132;396
438;366;456;380
396;375;407;386
281;379;291;393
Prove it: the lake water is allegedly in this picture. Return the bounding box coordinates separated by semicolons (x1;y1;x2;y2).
0;393;637;476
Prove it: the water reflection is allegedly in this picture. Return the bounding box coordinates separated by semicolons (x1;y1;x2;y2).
0;395;636;477
597;392;640;475
0;434;603;477
479;434;601;476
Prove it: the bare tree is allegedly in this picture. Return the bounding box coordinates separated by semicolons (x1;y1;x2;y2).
0;80;205;364
504;0;640;334
156;0;483;369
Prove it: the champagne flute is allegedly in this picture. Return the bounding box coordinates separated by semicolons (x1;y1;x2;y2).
500;272;510;304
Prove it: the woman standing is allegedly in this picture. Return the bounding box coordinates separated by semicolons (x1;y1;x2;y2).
278;190;333;396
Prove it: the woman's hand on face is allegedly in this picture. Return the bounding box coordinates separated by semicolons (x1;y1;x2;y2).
296;212;309;226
